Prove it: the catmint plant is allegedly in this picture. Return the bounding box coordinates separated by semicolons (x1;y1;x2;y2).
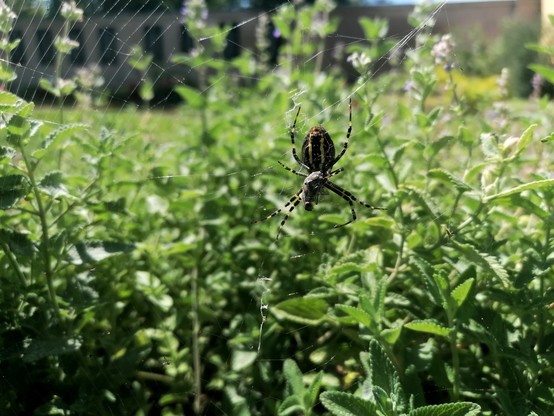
74;65;105;108
403;2;439;111
497;67;510;99
255;13;271;70
128;45;154;108
39;0;83;117
0;0;18;88
431;33;460;106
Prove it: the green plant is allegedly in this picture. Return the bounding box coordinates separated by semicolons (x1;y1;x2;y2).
1;1;553;415
320;340;481;416
127;45;154;107
39;0;83;118
0;1;18;88
497;18;540;97
527;15;554;88
279;358;323;415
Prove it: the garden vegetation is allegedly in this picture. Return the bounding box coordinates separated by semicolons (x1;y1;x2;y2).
1;1;553;415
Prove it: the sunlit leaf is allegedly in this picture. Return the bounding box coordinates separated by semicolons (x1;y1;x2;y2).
68;240;135;264
33;123;87;158
320;391;379;416
428;168;472;192
450;278;475;308
336;304;372;328
528;64;554;84
410;402;481;416
450;240;510;287
484;179;554;202
273;297;328;325
405;320;450;337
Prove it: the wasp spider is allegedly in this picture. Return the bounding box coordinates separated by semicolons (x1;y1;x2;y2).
254;98;385;239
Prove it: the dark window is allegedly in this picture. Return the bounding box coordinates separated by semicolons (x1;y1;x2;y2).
223;23;240;60
70;27;86;65
36;29;55;66
99;27;118;65
180;25;194;53
10;30;25;64
144;25;163;62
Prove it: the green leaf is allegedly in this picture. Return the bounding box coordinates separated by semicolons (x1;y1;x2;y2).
450;278;475;308
174;85;204;109
320;391;379;416
0;91;20;106
526;43;554;56
412;257;443;306
363;216;395;228
6;114;31;144
428;169;472;192
480;133;499;159
528;64;554;84
0;146;16;161
273;297;328;325
39;171;72;198
449;240;510;287
23;336;82;363
0;229;36;255
405;320;450;337
402;187;440;218
68;240;135;264
336;304;372;328
306;371;323;410
231;350;257;372
362;340;405;409
139;79;154;102
328;262;363;275
33;123;87;158
0;174;31;209
516;124;536;155
381;326;402;345
283;359;304;396
409;402;481;416
484;179;554;202
39;78;59;97
278;396;303;416
358;17;389;40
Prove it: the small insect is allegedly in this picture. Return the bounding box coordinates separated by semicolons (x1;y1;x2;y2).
253;98;386;239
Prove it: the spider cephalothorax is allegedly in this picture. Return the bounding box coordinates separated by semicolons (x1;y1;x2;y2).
254;98;385;239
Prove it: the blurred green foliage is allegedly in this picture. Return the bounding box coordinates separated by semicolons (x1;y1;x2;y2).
1;1;553;415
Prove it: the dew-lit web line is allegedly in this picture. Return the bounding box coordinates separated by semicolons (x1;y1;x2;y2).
4;0;183;108
294;0;449;124
3;0;297;113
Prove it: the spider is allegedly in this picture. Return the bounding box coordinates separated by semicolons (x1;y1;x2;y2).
253;98;386;239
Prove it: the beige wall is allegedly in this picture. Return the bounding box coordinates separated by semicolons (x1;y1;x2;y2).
336;1;540;43
542;0;554;22
515;0;541;21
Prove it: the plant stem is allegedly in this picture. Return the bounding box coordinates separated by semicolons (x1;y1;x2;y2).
191;264;202;415
538;213;551;353
54;19;69;124
449;327;461;400
20;147;61;322
1;241;27;286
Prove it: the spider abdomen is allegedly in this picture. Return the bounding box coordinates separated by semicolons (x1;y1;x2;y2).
301;126;335;172
302;171;326;211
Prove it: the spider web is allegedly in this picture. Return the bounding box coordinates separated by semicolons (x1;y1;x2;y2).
3;0;527;414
